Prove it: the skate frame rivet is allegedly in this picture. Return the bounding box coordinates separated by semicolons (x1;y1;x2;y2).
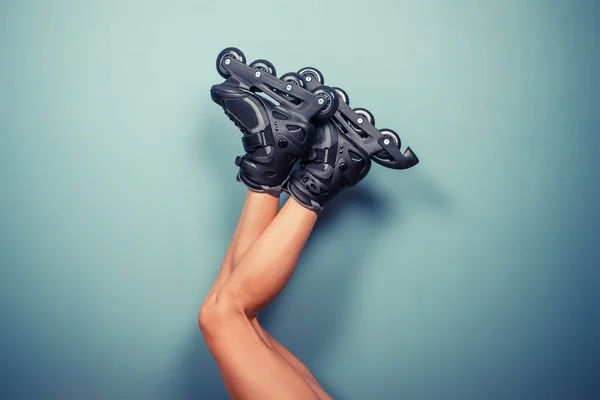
224;58;231;65
357;117;364;124
254;71;262;78
286;84;293;91
384;138;390;145
317;98;325;105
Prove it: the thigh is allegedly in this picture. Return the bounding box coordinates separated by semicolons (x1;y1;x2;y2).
209;312;321;400
250;319;334;400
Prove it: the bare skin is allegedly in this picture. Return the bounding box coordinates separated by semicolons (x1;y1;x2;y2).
199;191;333;400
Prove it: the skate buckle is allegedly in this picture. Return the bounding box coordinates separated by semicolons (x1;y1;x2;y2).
241;130;268;151
311;148;330;164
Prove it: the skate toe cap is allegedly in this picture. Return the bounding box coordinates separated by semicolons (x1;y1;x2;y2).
210;82;246;102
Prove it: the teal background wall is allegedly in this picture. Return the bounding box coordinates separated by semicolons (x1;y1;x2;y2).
1;0;598;399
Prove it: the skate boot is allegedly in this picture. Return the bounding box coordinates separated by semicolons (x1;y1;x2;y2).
210;47;339;195
283;69;419;212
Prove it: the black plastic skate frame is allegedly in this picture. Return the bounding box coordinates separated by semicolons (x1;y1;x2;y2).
215;47;338;121
300;73;419;170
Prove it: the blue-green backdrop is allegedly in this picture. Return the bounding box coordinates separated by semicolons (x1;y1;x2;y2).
1;0;598;399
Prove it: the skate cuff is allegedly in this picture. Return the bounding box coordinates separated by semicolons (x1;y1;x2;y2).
247;184;282;198
241;131;273;151
282;181;324;215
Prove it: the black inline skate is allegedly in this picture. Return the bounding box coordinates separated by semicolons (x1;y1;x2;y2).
283;68;419;212
210;47;339;195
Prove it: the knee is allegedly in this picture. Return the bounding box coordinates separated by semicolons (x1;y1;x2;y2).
198;289;242;338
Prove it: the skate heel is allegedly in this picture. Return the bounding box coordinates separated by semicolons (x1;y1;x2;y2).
403;147;419;165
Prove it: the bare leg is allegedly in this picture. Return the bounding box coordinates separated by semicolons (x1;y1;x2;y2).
201;191;280;397
228;199;331;396
200;197;330;399
255;324;330;395
201;191;332;399
203;191;279;304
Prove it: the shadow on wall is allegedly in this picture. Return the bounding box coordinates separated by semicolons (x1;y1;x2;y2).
177;110;450;399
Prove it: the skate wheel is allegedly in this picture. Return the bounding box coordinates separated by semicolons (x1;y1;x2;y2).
250;59;277;77
312;85;339;119
373;129;401;161
280;72;305;99
298;67;324;85
332;87;350;105
351;108;375;132
216;47;246;79
281;72;305;88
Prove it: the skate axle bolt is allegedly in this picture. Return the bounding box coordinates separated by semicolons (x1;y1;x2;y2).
306;76;312;82
224;58;231;65
254;71;262;78
286;84;293;91
317;98;325;105
357;117;364;124
384;138;390;145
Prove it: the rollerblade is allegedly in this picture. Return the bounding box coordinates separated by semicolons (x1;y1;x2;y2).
283;69;419;212
210;47;339;195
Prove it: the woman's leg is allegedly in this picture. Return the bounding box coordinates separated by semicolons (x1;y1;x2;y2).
203;191;279;303
199;197;330;400
254;325;330;394
201;191;332;399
